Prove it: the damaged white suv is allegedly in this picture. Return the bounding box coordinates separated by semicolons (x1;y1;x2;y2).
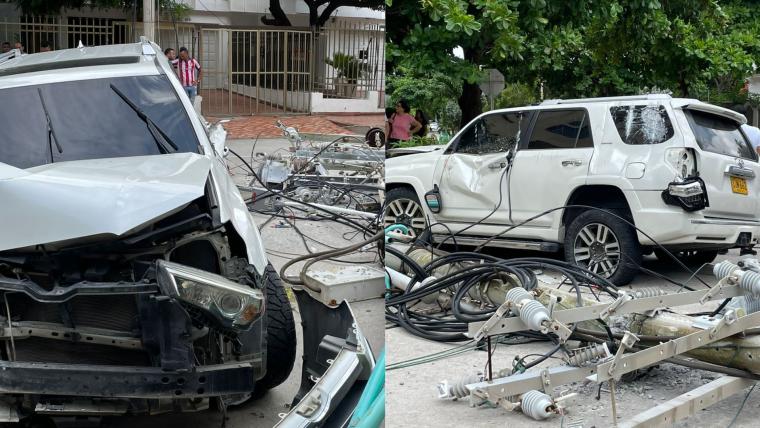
0;41;375;425
385;94;760;285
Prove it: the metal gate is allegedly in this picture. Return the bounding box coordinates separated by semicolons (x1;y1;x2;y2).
199;28;313;116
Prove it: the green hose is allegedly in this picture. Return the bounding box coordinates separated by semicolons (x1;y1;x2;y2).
349;349;385;427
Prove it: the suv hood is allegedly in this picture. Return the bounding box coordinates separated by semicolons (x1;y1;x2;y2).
0;153;212;251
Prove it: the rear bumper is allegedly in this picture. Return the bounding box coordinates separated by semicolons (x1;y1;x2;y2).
628;190;760;247
0;361;254;398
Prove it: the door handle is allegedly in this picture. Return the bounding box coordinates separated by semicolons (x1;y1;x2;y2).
488;162;507;169
561;160;583;167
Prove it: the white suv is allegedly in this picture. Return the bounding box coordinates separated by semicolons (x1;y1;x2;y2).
385;94;760;285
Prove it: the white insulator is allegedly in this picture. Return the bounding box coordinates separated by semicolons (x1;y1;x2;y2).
631;287;666;299
521;390;554;420
519;300;551;331
438;373;483;399
567;343;609;367
506;287;533;315
714;260;739;281
738;269;760;296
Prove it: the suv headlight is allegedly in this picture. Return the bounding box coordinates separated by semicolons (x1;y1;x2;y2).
156;260;264;330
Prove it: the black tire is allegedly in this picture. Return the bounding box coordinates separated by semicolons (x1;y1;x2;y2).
365;127;385;148
254;263;297;397
384;187;428;236
654;249;719;266
564;209;641;286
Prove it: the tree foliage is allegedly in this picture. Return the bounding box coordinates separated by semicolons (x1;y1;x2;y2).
387;0;760;126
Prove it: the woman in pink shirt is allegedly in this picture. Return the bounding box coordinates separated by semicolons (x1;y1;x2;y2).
388;99;422;147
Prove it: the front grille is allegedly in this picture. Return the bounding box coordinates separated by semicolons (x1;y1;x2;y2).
13;337;150;365
6;295;149;366
10;295;139;332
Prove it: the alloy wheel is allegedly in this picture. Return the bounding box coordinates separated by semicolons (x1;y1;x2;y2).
573;222;621;278
384;198;427;237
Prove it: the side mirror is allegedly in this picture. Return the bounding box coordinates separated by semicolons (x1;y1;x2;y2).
209;122;228;157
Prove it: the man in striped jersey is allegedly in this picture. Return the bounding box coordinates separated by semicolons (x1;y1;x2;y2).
174;47;202;103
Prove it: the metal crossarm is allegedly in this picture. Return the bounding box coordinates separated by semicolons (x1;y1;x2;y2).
467;285;744;338
591;310;760;382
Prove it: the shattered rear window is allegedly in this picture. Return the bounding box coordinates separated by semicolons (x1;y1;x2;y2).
610;105;674;145
455;112;528;155
685;110;756;160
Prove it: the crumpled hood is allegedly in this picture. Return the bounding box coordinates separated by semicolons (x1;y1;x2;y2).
0;153;212;251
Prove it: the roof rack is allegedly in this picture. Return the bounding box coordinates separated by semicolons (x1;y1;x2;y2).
540;94;672;105
0;49;22;66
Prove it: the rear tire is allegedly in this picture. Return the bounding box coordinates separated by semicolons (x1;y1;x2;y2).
253;263;297;398
654;249;719;266
564;210;640;286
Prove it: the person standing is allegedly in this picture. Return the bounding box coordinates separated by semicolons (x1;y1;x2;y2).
388;100;422;147
175;47;202;103
39;40;52;52
1;42;10;53
414;110;430;138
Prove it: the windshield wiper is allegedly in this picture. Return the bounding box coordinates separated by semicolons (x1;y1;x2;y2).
36;88;63;160
109;83;178;154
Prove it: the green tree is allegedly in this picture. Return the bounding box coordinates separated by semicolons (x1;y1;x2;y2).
386;67;461;121
388;0;760;126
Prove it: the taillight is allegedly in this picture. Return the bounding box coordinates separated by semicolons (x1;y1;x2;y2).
665;148;698;179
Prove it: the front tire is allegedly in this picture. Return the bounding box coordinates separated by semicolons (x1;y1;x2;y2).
253;263;297;397
564;210;640;285
384;187;428;237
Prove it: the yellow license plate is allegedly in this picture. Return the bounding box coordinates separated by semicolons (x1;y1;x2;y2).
731;176;748;195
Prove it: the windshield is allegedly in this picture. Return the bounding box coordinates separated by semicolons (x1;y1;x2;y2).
0;75;200;169
685;109;756;161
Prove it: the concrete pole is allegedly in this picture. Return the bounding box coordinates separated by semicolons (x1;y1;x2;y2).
143;0;156;41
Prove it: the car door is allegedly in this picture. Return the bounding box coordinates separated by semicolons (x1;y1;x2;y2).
509;108;595;229
433;110;531;225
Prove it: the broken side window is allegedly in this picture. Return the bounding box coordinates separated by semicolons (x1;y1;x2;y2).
527;109;589;149
455;112;527;155
610;105;674;145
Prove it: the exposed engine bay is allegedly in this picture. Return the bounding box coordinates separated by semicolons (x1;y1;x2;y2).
0;186;267;416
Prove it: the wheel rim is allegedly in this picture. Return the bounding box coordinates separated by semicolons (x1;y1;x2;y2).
384;198;427;237
573;222;621;278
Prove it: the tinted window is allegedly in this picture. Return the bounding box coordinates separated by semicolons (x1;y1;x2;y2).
685;110;755;160
610;105;674;145
527;110;590;149
0;75;200;169
455;112;528;155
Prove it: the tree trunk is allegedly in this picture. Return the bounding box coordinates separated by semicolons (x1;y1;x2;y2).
458;80;482;128
678;73;689;98
261;0;292;26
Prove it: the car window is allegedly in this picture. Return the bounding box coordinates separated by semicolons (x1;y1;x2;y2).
0;75;200;170
610;105;674;145
685;110;756;160
527;110;590;149
454;112;528;155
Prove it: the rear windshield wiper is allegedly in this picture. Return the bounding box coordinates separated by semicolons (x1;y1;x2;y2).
36;88;63;160
109;83;178;154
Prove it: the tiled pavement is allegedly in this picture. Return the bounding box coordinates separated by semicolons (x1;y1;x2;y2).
219;114;386;139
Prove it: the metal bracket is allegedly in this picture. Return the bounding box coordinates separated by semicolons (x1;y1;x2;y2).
547;294;559;318
543;319;573;344
709;310;737;339
699;277;733;305
540;368;552;395
608;331;639;377
600;291;631;320
473;299;513;342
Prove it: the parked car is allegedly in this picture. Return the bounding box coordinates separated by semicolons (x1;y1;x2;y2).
0;40;374;425
385;94;760;285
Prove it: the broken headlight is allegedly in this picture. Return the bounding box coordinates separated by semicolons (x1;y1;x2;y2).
156;260;264;330
661;177;709;212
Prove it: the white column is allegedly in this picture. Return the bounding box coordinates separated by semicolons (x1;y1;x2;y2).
143;0;156;41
